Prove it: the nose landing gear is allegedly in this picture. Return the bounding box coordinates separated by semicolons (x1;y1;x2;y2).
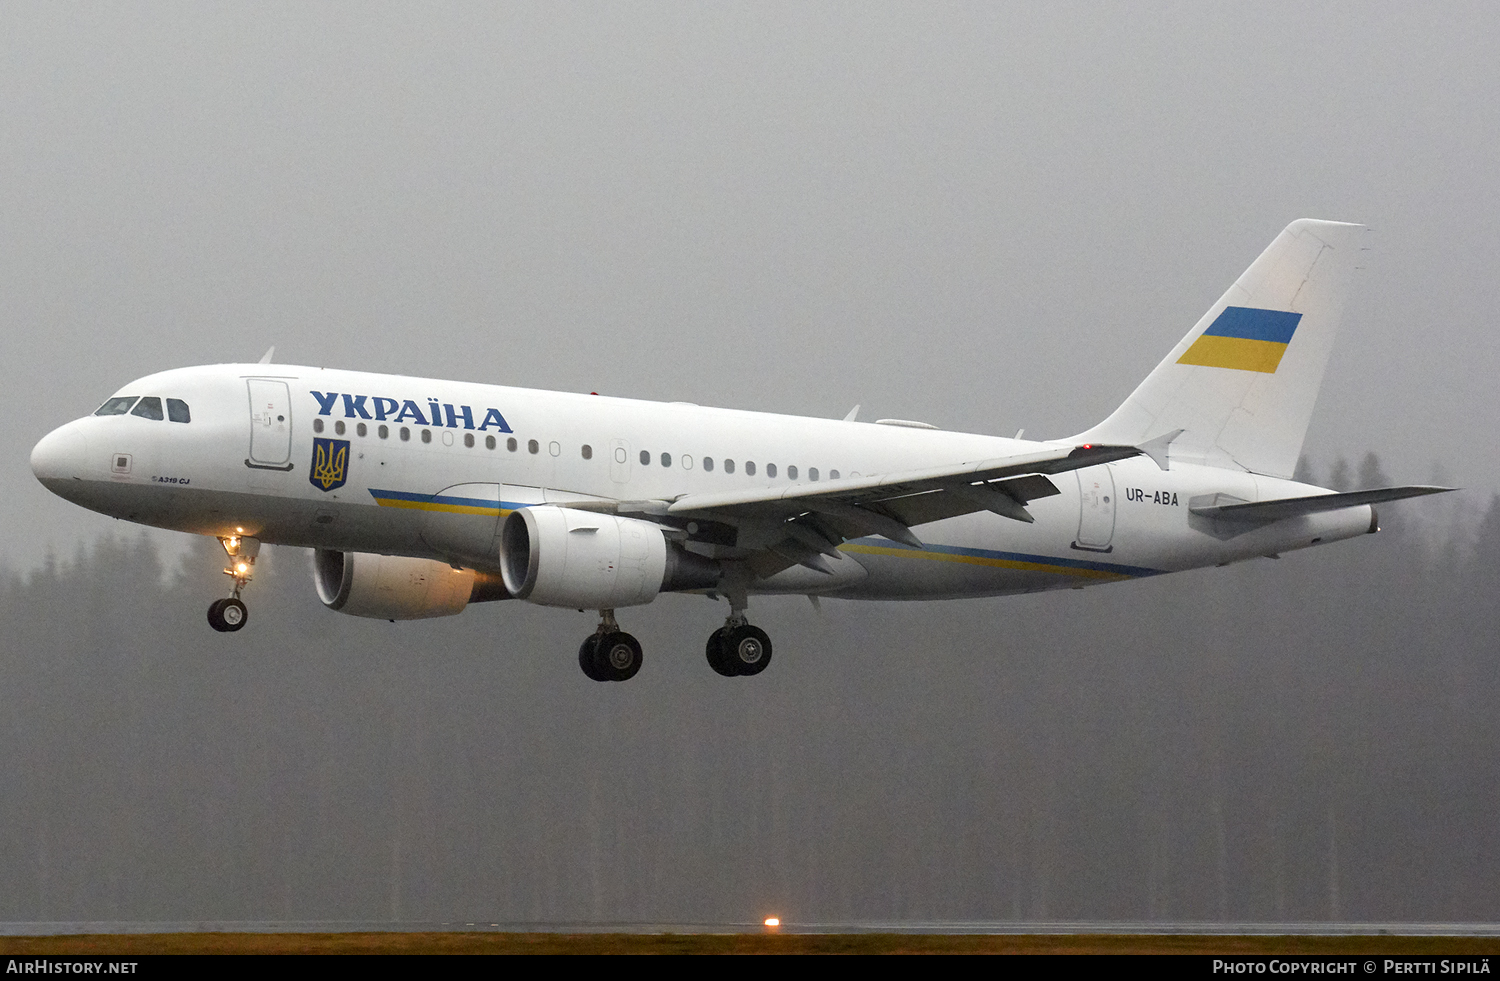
207;535;259;633
207;597;248;632
578;609;643;682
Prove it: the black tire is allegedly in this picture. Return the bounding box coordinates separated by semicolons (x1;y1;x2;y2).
578;635;607;681
207;598;247;633
723;624;772;676
206;598;229;632
594;631;642;682
219;598;248;632
705;626;736;677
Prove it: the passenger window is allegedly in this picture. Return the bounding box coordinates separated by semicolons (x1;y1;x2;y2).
809;468;819;481
313;418;325;433
682;455;693;470
486;435;496;449
507;437;517;451
421;429;432;444
582;445;593;460
640;450;650;465
464;433;474;448
379;425;389;439
660;452;671;467
400;427;411;441
724;459;735;474
549;441;560;457
787;465;797;480
357;422;367;437
766;463;777;478
528;439;539;454
94;396;138;416
830;469;839;479
703;457;714;472
745;461;756;476
130;397;164;421
334;420;346;435
166;399;191;423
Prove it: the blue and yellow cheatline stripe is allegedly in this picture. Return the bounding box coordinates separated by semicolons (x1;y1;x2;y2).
839;539;1163;582
369;488;517;516
1177;306;1302;373
369;488;1163;582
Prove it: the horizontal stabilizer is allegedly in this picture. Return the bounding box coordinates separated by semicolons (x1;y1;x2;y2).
1190;485;1454;523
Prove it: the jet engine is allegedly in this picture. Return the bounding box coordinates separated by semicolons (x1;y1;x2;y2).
499;505;719;609
313;549;507;620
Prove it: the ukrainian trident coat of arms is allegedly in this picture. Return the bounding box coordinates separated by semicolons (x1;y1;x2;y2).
309;437;350;492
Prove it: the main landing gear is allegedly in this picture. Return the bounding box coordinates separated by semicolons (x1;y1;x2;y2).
207;535;259;633
572;600;776;682
705;618;773;677
578;609;643;682
704;587;773;678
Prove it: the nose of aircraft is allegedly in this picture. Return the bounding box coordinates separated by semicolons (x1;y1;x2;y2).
31;423;89;487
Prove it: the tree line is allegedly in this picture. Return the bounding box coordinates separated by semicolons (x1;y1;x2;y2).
1;454;1496;924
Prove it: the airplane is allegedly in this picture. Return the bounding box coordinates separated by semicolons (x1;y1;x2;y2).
29;219;1451;682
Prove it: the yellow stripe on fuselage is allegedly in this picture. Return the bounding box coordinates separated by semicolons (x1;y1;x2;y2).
840;543;1132;582
371;497;508;517
1176;335;1289;373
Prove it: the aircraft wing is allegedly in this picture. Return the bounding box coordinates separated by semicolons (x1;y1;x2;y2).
662;443;1141;562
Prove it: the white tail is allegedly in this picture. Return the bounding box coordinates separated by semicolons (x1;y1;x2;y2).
1076;219;1366;478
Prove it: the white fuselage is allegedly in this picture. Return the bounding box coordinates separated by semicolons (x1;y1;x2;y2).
31;363;1374;602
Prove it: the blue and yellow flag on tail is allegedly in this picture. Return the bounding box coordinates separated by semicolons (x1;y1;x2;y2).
1176;306;1302;373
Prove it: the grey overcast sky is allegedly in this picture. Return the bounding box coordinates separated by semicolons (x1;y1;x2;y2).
4;2;1497;570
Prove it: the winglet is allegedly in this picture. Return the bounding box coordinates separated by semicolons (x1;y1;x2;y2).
1137;429;1183;471
258;346;276;364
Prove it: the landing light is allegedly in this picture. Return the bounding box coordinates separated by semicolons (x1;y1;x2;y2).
235;563;249;574
764;917;780;928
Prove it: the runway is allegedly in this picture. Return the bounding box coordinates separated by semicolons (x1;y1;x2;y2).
4;922;1500;955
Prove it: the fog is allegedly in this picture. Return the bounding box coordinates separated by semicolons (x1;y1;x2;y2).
3;458;1495;923
5;2;1500;569
3;4;1497;926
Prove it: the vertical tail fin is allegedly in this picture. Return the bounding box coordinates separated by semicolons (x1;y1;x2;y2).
1075;219;1367;478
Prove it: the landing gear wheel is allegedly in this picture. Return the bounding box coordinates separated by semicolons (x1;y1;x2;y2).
723;624;772;676
705;627;737;677
578;635;607;681
207;597;248;633
593;631;643;682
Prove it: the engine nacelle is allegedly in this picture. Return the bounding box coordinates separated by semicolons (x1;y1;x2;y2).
314;549;504;620
500;506;719;609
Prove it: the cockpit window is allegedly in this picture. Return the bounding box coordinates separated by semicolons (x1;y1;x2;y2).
95;396;139;416
166;398;191;423
130;396;164;420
